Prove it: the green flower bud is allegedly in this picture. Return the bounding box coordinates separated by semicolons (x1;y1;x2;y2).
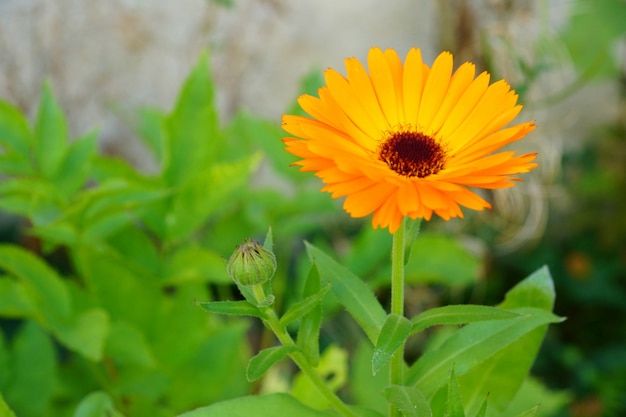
227;238;277;287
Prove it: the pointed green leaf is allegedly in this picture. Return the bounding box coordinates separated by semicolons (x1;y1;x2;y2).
176;393;331;417
135;107;166;164
246;346;298;382
305;242;386;344
0;391;17;417
53;308;110;361
196;300;264;318
3;322;56;417
0;100;32;157
297;262;323;366
52;130;97;197
373;314;412;375
383;385;431;417
168;154;261;240
499;266;555;311
73;391;125;417
511;405;539;417
280;284;330;328
455;267;557;416
407;308;563;397
410;305;521;334
0;245;71;323
445;369;465;417
474;395;489;417
34;82;67;178
164;53;219;186
263;227;274;252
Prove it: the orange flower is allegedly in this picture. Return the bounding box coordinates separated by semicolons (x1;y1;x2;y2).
282;47;537;233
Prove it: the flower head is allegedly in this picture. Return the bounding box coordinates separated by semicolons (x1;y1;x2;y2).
282;47;537;232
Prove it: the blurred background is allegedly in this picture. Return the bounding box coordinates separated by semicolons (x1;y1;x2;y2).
0;0;624;416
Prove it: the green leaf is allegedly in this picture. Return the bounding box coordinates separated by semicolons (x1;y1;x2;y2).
427;267;558;416
3;322;56;417
72;391;125;417
164;53;219;186
404;234;480;286
176;393;330;417
52;130;97;198
0;391;17;417
474;396;489;417
383;385;431;417
163;245;230;285
0;278;36;318
291;345;348;410
510;406;539;417
444;369;465;417
167;154;261;240
0;245;71;323
280;284;330;328
0;100;32;157
196;300;264;318
372;314;412;376
34;82;68;178
406;308;563;398
224;111;300;180
499;266;555;311
135;107;166;164
305;242;386;344
53;309;110;361
105;322;156;368
297;262;323;366
246;346;297;382
410;305;521;334
262;227;274;252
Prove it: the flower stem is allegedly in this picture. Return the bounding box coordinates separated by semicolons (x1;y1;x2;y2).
259;295;358;417
390;218;407;417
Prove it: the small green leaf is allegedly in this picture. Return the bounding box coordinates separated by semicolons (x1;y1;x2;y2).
73;391;125;417
499;266;555;311
0;100;32;157
445;368;465;417
135;107;166;164
511;405;539;417
3;322;56;417
34;82;68;178
0;391;17;417
383;385;431;417
105;321;156;368
246;346;298;382
196;300;264;318
280;284;330;328
305;242;386;344
410;305;521;334
176;393;330;417
53;308;110;361
474;395;489;417
164;53;219;186
372;314;412;375
52;130;97;198
297;262;323;366
263;227;274;252
0;245;71;323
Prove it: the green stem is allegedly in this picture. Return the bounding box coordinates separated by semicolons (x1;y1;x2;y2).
390;218;407;417
259;296;359;417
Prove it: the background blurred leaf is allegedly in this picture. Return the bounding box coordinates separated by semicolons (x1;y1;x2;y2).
72;391;125;417
34;82;67;179
404;234;480;286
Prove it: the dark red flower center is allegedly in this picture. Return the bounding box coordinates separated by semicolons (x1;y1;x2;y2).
379;131;447;178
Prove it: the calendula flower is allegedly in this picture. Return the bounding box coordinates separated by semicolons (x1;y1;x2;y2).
282;47;537;233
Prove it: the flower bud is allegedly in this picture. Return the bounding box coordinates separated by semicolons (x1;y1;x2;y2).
227;238;277;287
